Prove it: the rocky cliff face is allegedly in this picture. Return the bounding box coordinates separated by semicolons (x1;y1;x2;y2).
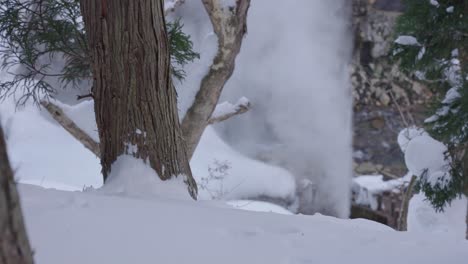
352;0;431;108
351;0;431;176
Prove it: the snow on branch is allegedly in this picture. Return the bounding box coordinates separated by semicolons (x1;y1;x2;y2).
40;101;100;157
208;97;250;124
394;35;420;46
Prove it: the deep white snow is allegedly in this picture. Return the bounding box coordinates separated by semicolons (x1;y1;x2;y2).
19;183;468;264
409;193;467;240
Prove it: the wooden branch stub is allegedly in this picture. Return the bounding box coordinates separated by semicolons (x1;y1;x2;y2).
76;93;94;101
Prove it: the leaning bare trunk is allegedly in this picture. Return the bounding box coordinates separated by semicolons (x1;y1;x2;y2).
181;0;250;159
41;101;100;157
397;175;417;231
0;125;34;264
80;0;197;198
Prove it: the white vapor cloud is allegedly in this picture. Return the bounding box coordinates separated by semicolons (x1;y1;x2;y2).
177;0;353;217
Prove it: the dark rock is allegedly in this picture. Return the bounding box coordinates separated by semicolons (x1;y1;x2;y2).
373;0;405;12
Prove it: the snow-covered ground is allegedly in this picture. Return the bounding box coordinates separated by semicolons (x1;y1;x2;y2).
20;183;468;264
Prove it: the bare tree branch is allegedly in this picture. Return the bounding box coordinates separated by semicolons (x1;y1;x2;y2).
40;100;100;157
397;175;417;231
181;0;250;159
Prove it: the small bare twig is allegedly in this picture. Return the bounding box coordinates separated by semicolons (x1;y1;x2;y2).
76;93;93;101
389;90;415;127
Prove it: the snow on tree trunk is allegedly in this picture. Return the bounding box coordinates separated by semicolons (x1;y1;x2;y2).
79;0;197;199
181;0;250;159
0;125;34;264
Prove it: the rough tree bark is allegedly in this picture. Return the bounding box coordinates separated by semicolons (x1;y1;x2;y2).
0;125;34;264
79;0;197;198
181;0;250;159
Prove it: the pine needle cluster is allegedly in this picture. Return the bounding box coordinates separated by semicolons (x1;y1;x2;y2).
393;0;468;210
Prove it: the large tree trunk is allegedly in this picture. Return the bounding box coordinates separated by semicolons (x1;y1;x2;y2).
0;125;34;264
79;0;197;198
181;0;250;159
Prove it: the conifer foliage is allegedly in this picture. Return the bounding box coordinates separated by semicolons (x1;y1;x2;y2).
0;0;199;104
393;0;468;210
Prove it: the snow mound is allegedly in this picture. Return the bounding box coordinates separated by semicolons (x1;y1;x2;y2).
97;155;193;201
408;193;467;240
192;127;296;201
